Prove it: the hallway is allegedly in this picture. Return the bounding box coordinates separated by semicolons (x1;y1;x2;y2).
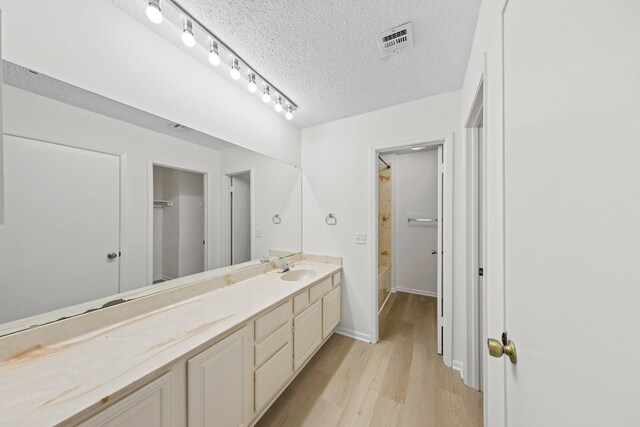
257;292;483;426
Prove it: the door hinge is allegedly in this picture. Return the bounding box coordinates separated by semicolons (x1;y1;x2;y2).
479;268;484;276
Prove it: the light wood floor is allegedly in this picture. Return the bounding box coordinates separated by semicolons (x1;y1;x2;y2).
257;292;483;426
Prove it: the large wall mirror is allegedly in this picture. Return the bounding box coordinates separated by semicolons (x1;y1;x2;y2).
0;61;302;335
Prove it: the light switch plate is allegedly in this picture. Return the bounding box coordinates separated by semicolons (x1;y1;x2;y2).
355;233;366;244
255;229;261;237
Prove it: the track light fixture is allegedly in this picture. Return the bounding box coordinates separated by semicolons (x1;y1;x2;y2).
146;0;163;24
142;0;297;119
230;58;241;80
262;86;271;103
247;73;257;93
208;40;220;66
182;19;195;47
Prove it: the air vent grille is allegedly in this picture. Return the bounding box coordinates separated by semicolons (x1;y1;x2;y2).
168;122;190;132
378;22;414;58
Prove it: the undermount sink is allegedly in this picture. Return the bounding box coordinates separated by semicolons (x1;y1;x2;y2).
280;269;317;282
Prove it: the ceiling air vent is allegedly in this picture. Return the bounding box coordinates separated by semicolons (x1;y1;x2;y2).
377;22;414;58
167;122;190;132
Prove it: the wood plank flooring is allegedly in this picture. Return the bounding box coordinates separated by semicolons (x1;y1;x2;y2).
256;292;483;426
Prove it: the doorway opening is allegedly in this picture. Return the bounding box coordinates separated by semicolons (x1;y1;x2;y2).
225;171;252;265
372;136;453;366
465;79;486;391
152;165;206;284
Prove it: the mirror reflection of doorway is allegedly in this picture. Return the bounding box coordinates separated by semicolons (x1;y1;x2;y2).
229;172;251;265
152;165;205;284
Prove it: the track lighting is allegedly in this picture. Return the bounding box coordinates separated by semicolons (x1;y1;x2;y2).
141;0;298;116
146;0;163;24
208;40;220;66
247;73;257;93
182;19;195;47
230;58;240;80
262;86;271;103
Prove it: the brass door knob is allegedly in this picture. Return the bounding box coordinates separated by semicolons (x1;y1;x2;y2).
487;337;517;364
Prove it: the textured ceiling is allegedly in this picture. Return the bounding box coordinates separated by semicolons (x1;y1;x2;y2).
108;0;480;127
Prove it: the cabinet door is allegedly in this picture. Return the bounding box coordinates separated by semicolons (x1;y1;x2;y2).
254;341;293;413
188;326;252;427
79;373;172;427
293;300;322;370
322;286;341;339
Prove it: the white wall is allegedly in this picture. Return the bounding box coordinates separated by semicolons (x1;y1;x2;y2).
394;150;439;296
219;146;302;260
2;85;222;292
301;90;464;349
0;0;301;166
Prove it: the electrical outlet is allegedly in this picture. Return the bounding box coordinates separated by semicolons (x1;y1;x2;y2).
355;233;366;244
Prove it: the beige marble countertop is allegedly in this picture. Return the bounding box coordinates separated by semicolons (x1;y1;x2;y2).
0;261;341;426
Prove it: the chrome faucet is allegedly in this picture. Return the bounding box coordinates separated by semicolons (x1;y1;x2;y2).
277;260;293;273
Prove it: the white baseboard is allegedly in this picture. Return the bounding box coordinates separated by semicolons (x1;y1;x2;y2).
334;326;371;343
395;287;437;298
452;360;464;379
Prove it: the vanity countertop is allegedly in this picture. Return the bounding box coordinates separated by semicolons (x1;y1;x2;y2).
0;261;341;426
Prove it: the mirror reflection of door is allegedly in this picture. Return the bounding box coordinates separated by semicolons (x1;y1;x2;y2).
152;165;205;284
0;136;121;322
229;172;251;265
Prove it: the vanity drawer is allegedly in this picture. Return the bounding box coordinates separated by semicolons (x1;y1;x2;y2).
332;271;341;287
255;300;292;342
255;321;291;368
309;277;332;302
293;290;310;314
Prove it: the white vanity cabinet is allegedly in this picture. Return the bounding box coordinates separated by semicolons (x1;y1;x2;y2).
79;373;172;427
187;326;252;427
75;269;341;427
322;286;341;339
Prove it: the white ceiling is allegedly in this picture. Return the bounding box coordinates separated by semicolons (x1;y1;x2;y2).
3;61;233;151
107;0;481;127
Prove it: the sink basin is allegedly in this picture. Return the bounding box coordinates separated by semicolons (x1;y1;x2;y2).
280;269;317;282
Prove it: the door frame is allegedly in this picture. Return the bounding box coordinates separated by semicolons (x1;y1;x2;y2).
464;76;487;391
222;167;255;266
370;134;454;366
147;160;209;285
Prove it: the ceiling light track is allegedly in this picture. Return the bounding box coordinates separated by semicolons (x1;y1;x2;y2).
145;0;298;119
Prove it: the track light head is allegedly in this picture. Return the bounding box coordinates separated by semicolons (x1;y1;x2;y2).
182;19;195;47
146;0;162;24
230;58;241;80
208;40;220;66
247;73;257;93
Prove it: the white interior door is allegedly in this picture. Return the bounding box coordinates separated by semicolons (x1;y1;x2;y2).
436;145;443;355
498;1;640;425
394;150;439;297
0;136;120;323
231;172;251;265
